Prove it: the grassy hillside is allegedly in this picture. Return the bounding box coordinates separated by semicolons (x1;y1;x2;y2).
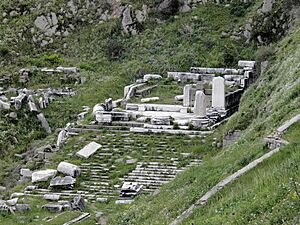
1;0;300;224
109;22;300;224
0;3;256;187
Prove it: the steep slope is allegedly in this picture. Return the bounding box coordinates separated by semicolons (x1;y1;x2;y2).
110;21;300;225
0;0;300;224
0;2;255;187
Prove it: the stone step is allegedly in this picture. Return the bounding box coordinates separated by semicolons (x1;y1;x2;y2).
79;187;116;193
123;178;169;185
81;181;109;186
89;177;110;181
81;163;108;167
123;181;167;188
134;167;183;173
81;167;110;172
137;162;178;166
124;175;173;182
136;165;179;170
128;172;176;179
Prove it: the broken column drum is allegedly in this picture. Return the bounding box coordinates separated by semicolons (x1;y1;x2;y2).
212;77;225;109
183;84;192;107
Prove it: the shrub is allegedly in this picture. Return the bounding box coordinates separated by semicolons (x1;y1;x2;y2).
173;122;179;130
105;39;125;60
255;46;275;62
229;1;253;17
42;54;64;65
0;46;9;57
156;0;181;19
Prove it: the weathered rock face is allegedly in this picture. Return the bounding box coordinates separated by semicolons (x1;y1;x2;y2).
262;0;276;13
71;195;85;211
242;0;300;43
121;4;149;35
29;0;149;45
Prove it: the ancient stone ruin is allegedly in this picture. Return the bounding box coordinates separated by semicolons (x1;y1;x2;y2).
92;60;258;135
1;60;261;216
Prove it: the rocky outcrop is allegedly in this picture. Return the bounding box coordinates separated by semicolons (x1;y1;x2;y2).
262;0;276;13
121;5;149;35
242;0;300;44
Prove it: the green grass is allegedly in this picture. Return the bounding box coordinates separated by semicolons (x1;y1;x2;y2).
0;2;257;186
107;23;300;225
183;124;300;225
0;197;83;225
2;0;300;224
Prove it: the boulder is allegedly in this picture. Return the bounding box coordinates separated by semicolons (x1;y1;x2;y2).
157;0;180;15
6;198;18;206
143;74;162;82
71;195;85;211
57;162;80;177
0;202;14;214
122;5;135;34
0;186;6;192
42;204;63;213
262;0;275;13
34;12;58;37
0;100;10;110
15;204;30;213
20;168;33;178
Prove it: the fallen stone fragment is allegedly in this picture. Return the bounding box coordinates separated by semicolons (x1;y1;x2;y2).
115;199;134;204
24;186;37;191
31;169;57;183
71;195;85;211
15;204;30;213
96;198;108;203
10;193;24;199
0;186;6;192
37;113;52;134
42;204;63;213
0;202;14;214
0;100;10;109
76;142;102;159
20;168;33;178
141;97;160;103
50;176;76;189
6;198;18;206
57;162;80;177
143;74;162;82
44;194;60;201
62;212;90;225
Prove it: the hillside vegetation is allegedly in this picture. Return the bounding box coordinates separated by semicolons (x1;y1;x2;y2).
110;21;300;225
0;0;300;224
0;1;256;187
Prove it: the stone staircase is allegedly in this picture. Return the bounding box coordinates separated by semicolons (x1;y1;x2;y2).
23;131;202;202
